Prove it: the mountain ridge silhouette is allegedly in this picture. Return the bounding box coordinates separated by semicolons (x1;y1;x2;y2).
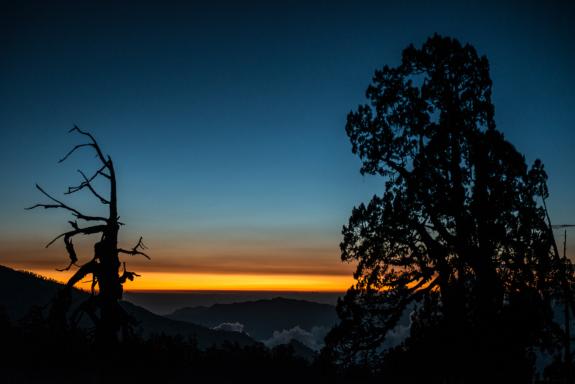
168;296;338;340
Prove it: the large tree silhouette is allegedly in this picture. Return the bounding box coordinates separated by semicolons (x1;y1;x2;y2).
324;35;571;382
27;127;149;347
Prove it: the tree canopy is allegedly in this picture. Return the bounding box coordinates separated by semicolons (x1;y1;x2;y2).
324;34;570;382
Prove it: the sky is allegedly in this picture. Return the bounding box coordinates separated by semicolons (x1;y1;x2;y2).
0;0;574;291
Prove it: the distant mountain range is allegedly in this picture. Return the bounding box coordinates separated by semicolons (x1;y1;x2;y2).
0;265;254;349
167;296;338;342
124;290;343;314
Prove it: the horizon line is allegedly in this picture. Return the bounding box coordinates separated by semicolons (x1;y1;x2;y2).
11;266;354;292
124;289;347;293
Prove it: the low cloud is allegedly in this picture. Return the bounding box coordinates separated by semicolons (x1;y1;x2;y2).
381;309;413;349
263;326;329;351
384;323;410;347
212;322;245;333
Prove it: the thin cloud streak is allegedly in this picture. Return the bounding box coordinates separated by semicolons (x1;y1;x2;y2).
0;237;356;277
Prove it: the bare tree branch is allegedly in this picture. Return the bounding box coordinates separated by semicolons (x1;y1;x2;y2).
119;262;141;284
66;259;99;289
118;236;150;259
56;261;77;272
69;126;109;167
58;143;94;163
46;224;107;248
97;168;111;180
26;184;108;222
56;236;78;271
65;170;110;205
85;164;110;182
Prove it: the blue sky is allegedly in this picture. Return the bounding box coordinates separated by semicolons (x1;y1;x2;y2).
0;0;574;285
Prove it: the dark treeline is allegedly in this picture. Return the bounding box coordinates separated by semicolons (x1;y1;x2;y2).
0;303;567;383
0;305;328;384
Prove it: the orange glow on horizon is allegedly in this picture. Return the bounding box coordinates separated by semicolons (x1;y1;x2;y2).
30;269;354;292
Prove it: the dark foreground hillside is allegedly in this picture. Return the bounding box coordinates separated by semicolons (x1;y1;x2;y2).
0;265;343;383
0;265;351;383
0;312;341;384
0;265;255;348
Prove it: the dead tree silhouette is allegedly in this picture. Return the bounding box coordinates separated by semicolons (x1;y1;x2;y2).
27;127;149;347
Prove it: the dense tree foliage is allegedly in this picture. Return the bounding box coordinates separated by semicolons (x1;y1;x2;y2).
324;35;571;382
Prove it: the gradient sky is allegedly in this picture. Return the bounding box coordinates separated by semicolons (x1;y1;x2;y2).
0;0;574;290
